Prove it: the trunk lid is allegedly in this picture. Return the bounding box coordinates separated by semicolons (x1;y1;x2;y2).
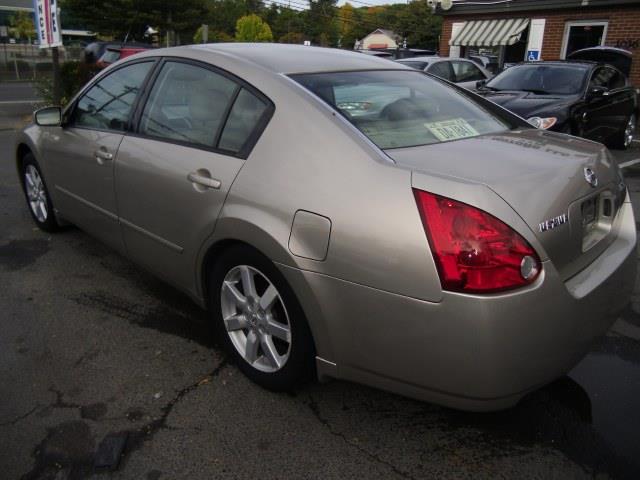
567;46;632;76
386;129;624;281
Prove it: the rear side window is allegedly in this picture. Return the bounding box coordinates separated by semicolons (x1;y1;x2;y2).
218;89;268;153
72;61;153;131
292;70;510;149
428;62;454;81
101;50;121;64
139;61;238;148
399;61;429;70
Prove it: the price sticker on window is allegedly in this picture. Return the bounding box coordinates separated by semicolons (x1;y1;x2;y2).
424;118;479;142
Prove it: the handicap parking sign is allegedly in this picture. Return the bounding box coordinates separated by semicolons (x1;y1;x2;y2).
527;50;540;61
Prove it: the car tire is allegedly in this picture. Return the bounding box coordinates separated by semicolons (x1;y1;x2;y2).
209;245;315;391
20;153;59;232
610;114;636;150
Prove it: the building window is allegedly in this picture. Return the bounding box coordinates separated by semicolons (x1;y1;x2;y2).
561;20;608;59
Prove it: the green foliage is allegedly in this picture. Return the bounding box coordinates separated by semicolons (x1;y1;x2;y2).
306;0;338;46
279;32;307;44
194;26;233;44
9;11;36;40
60;0;442;49
60;0;207;42
235;14;273;42
35;61;100;106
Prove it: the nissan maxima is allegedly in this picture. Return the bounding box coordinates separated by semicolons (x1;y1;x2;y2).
15;44;636;411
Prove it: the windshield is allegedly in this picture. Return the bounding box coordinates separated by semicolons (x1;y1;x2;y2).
486;64;588;95
292;70;511;149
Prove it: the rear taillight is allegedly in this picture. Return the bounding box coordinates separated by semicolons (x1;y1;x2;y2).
413;189;541;293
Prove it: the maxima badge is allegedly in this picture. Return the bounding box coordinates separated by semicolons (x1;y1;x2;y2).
539;213;567;233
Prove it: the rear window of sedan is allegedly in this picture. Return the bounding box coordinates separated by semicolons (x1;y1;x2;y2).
291;70;510;149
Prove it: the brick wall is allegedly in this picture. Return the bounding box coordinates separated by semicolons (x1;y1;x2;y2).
439;5;640;87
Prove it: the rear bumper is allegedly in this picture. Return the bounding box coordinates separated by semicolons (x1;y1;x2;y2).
290;200;637;411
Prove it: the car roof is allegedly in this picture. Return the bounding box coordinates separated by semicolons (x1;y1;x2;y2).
398;56;475;63
149;43;408;74
513;60;594;68
398;56;440;62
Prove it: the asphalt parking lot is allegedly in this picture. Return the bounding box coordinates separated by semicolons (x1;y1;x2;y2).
2;87;640;479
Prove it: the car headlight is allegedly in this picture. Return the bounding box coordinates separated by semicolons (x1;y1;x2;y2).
527;116;557;130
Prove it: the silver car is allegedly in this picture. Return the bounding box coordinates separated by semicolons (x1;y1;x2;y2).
397;56;492;89
15;44;636;411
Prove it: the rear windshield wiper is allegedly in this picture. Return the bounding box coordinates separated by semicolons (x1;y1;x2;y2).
478;85;500;91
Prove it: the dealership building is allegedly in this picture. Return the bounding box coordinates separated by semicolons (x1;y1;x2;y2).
438;0;640;86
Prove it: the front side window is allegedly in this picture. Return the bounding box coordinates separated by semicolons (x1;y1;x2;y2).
72;61;153;131
589;67;613;89
292;70;511;150
139;62;238;148
451;61;485;82
486;64;588;95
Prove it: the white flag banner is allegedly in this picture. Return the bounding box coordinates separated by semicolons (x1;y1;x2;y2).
34;0;62;48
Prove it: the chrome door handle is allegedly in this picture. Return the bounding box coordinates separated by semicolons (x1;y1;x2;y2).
95;149;113;164
187;171;221;190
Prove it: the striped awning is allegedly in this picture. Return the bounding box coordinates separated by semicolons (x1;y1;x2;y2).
450;18;530;47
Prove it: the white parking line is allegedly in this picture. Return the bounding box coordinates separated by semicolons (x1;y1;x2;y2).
619;158;640;169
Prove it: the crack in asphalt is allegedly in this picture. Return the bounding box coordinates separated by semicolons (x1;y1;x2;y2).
125;358;228;453
0;404;40;427
21;359;229;478
306;395;418;480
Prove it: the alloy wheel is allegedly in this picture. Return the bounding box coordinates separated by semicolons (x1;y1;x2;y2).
24;165;48;223
220;265;292;373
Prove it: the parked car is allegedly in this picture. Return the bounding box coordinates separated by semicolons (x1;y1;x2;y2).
567;46;632;78
468;54;499;74
96;46;150;69
16;44;635;411
396;56;492;89
476;58;637;149
357;50;393;58
83;41;152;64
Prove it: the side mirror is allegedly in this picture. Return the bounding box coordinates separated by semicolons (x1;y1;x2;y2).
476;79;487;89
34;106;62;126
586;86;609;100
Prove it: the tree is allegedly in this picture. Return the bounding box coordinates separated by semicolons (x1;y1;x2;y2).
306;0;337;46
235;14;273;42
193;26;233;43
279;32;306;44
9;11;35;40
337;3;358;49
396;0;442;49
60;0;207;43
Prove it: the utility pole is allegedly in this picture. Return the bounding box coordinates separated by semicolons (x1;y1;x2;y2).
51;45;60;104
